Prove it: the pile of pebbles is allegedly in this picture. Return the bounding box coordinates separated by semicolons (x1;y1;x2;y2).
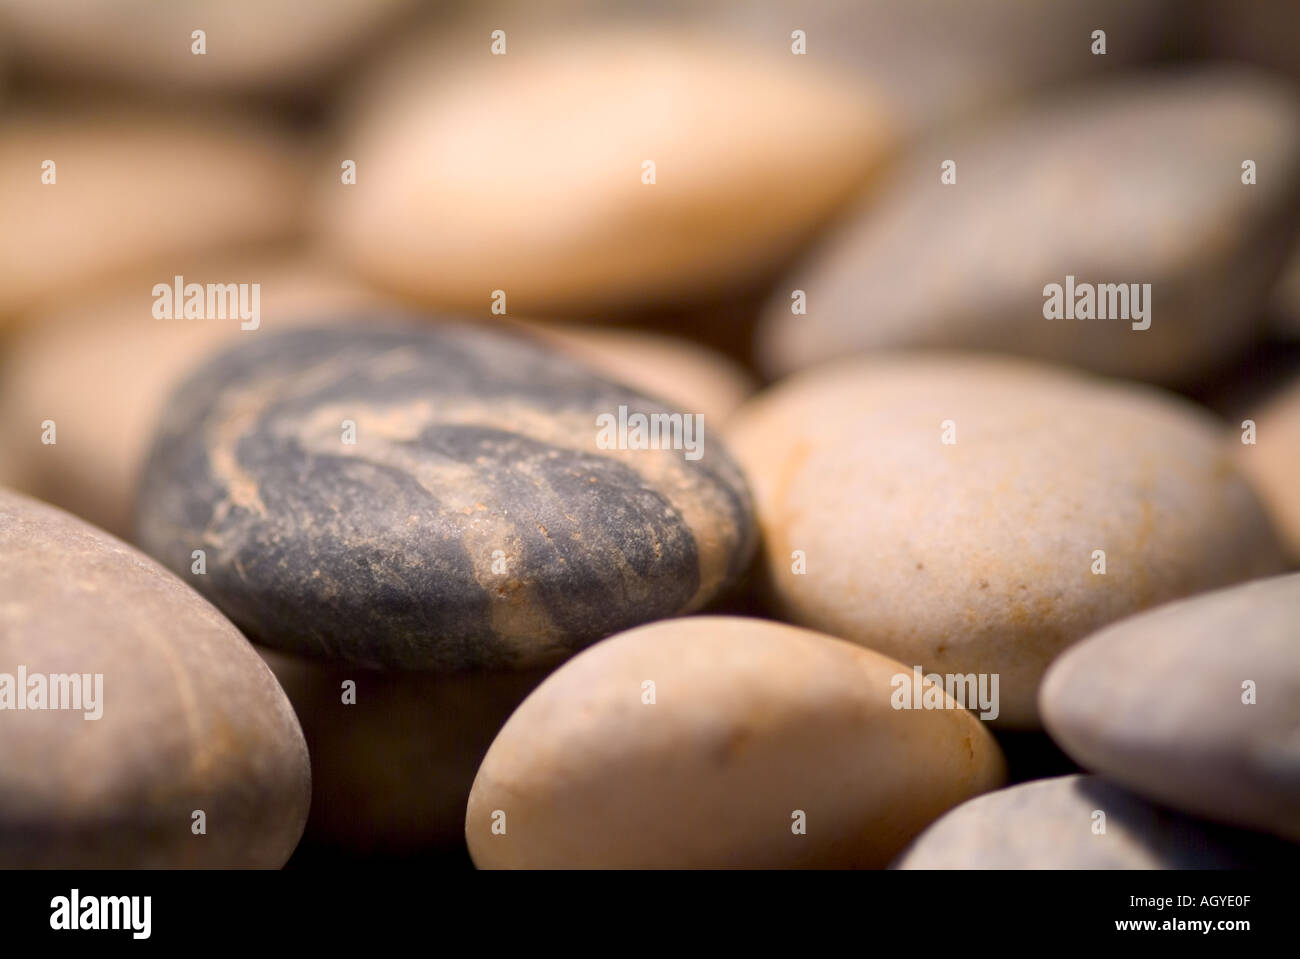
1;1;1299;868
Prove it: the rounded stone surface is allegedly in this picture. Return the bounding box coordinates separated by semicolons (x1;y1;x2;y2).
757;69;1300;384
466;616;1006;868
0;105;303;321
1041;573;1300;842
704;0;1171;137
0;0;417;94
135;320;756;670
893;775;1290;869
320;29;892;314
0;489;311;867
727;353;1284;727
0;253;391;539
512;321;757;427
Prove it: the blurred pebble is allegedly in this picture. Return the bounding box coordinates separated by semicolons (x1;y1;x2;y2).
320;29;892;314
466;616;1006;868
0;489;311;867
727;353;1284;727
510;320;757;426
259;647;547;855
1042;573;1300;841
757;69;1300;384
135;321;756;669
0;0;417;95
706;0;1174;138
1237;376;1300;562
429;1;1171;141
893;775;1294;869
0;105;305;321
0;253;390;539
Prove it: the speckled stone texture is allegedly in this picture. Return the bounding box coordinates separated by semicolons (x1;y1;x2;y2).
1041;573;1300;842
0;488;311;867
727;353;1284;727
893;775;1295;869
135;319;756;670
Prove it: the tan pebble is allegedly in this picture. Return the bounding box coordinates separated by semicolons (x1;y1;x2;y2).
0;105;305;322
0;0;417;94
0;489;310;867
466;616;1006;868
321;29;893;314
507;320;757;427
727;353;1285;727
0;253;390;539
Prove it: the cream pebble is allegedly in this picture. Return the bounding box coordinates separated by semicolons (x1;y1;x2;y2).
727;353;1284;727
466;616;1006;868
0;106;304;322
320;29;893;314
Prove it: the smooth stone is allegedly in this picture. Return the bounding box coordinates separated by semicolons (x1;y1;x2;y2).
466;616;1006;868
259;647;547;854
704;0;1172;138
416;1;1169;141
135;320;756;669
756;69;1300;384
1236;373;1300;562
0;105;304;322
321;28;892;314
0;0;417;94
0;489;310;867
508;320;757;427
1040;573;1300;841
0;253;391;539
727;353;1285;727
893;775;1293;869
